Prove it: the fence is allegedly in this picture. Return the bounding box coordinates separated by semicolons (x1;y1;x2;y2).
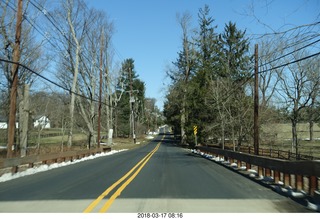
0;147;111;175
239;146;320;161
196;146;320;197
208;144;320;161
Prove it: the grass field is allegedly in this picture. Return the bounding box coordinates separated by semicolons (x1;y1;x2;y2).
0;128;152;158
262;123;320;140
1;123;320;158
260;123;320;158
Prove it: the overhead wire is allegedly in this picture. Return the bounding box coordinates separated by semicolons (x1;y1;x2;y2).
28;0;126;107
3;0;319;109
29;0;127;91
259;51;320;74
0;57;115;107
259;37;320;68
1;1;126;108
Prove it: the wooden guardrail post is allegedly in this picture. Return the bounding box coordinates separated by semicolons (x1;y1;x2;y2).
258;166;263;177
265;168;271;177
237;160;242;168
309;176;318;196
295;174;303;191
284;173;290;187
273;170;280;184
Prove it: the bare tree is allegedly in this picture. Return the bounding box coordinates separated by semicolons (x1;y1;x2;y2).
305;59;320;141
174;12;196;145
75;9;113;148
50;0;89;148
1;0;48;156
277;50;320;155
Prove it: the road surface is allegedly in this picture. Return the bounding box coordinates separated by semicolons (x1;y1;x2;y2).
0;134;310;213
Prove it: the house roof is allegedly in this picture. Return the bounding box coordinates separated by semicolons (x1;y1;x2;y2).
33;115;50;120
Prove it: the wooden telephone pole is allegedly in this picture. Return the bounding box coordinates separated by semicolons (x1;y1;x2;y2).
129;67;136;144
7;0;23;158
97;29;104;148
254;44;259;155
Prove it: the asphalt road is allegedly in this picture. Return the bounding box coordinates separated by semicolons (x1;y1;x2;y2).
0;134;311;213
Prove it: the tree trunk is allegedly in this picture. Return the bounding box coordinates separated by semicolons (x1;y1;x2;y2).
60;117;66;152
106;94;110;135
309;120;314;141
180;91;187;145
19;84;29;157
232;124;236;151
221;121;225;150
237;125;243;151
77;96;96;148
67;5;81;148
291;118;298;155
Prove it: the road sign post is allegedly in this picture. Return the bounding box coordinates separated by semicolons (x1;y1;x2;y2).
194;125;197;146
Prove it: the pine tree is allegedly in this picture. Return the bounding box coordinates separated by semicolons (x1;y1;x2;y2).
115;58;145;137
217;21;253;149
218;21;251;83
189;5;219;143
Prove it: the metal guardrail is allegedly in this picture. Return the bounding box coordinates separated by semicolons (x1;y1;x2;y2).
196;146;320;197
0;147;111;174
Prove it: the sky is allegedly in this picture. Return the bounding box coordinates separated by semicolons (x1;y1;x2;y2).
87;0;320;111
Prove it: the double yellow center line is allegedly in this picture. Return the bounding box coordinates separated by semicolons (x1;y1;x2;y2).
83;135;164;213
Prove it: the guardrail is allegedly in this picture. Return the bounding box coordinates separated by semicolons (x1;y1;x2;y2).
207;144;320;161
196;146;320;197
0;147;111;175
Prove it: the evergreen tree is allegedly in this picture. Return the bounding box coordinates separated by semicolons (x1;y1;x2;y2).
115;58;145;137
217;21;253;149
188;5;219;143
218;21;251;83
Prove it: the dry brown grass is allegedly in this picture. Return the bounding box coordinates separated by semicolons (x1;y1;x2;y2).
0;135;153;158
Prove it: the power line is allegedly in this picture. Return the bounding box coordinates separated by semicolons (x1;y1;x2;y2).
259;37;320;68
28;0;122;86
259;51;320;74
215;50;320;102
0;57;115;108
1;0;65;52
2;0;127;109
250;21;320;39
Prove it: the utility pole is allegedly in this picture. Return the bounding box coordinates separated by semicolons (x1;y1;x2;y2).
97;29;104;148
129;67;136;144
7;0;23;158
254;44;259;155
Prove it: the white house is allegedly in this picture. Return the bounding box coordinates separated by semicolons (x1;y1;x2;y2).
33;115;51;129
